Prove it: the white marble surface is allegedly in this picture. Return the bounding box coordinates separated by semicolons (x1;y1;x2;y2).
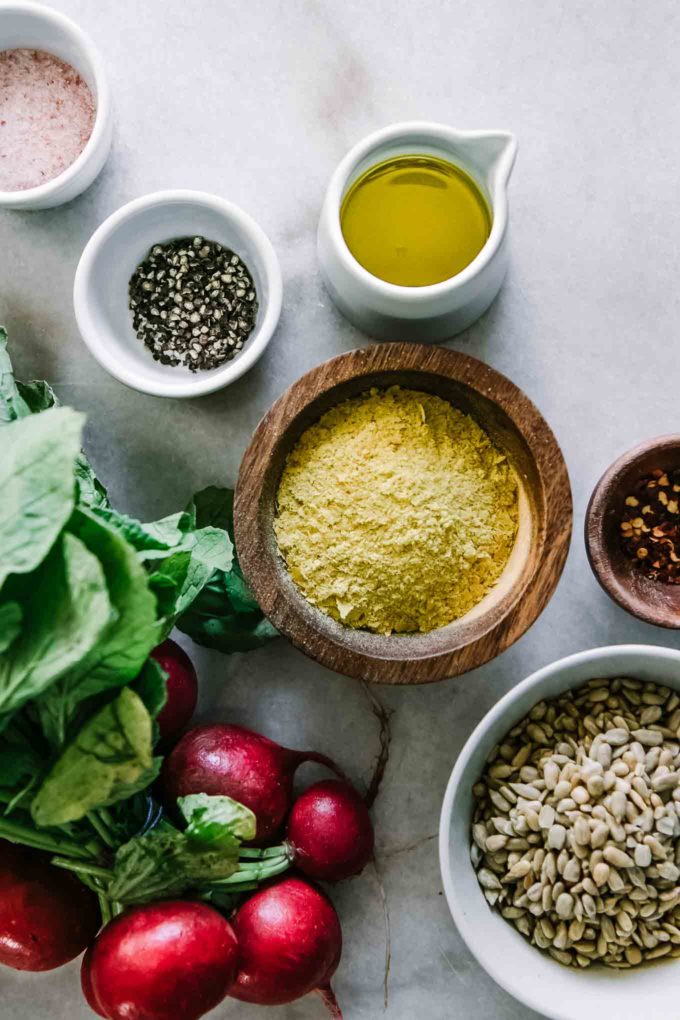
3;1;680;1017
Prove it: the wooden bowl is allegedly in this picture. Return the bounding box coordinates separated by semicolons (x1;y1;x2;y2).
585;435;680;628
235;344;572;683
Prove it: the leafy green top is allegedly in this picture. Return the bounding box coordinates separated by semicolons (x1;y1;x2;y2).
0;328;276;842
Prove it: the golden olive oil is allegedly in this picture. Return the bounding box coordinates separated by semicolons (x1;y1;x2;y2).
340;154;491;287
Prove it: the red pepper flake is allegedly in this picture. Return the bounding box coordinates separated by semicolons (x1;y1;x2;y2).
619;468;680;584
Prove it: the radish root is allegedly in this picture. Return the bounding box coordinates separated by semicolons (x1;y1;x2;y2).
379;832;437;858
360;681;392;810
317;983;344;1018
295;751;352;787
359;681;393;1008
371;853;392;1010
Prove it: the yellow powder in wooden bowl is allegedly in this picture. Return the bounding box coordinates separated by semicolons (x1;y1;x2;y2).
274;386;519;635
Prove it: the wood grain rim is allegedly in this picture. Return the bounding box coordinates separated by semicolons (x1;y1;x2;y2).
585;434;680;629
235;344;573;683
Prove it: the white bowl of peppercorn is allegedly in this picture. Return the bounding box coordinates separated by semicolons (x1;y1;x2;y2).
74;189;282;397
586;435;680;628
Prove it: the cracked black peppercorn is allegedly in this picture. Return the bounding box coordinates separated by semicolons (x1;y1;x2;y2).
128;236;258;372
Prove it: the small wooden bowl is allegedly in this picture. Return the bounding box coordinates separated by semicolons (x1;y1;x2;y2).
585;435;680;629
235;344;572;683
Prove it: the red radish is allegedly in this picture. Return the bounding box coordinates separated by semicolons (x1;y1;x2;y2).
230;876;343;1016
161;723;349;842
286;779;374;881
81;947;107;1018
151;638;198;742
87;901;237;1020
0;839;99;972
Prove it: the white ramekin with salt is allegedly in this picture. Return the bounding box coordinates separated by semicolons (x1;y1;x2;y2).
0;2;112;211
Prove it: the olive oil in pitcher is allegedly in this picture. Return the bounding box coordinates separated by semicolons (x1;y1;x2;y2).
340;154;491;287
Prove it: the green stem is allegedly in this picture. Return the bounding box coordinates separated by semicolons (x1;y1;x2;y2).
98;892;112;926
209;879;259;892
111;901;124;918
0;818;95;860
210;855;291;888
70;870;102;894
84;837;104;858
87;811;115;849
3;776;37;816
98;807;117;834
238;844;289;860
50;857;114;881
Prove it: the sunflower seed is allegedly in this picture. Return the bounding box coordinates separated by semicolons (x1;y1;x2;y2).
477;868;502;891
472;675;680;970
632;729;664;747
592;862;610;887
604;846;635;869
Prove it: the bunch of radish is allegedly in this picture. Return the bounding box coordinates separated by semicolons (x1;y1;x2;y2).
161;721;374;880
0;639;376;1020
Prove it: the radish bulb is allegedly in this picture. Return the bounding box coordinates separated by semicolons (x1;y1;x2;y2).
161;723;349;842
81;947;106;1017
150;638;198;742
230;876;343;1016
0;840;100;972
286;779;374;881
86;900;238;1020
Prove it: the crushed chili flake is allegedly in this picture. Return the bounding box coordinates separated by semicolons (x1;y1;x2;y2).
619;468;680;584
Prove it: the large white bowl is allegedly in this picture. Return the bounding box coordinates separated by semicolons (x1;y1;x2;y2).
0;2;112;210
439;644;680;1020
74;190;282;398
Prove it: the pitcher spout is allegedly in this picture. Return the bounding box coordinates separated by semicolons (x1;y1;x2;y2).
466;131;518;196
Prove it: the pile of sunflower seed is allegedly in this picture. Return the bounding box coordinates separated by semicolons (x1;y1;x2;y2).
128;236;258;372
471;676;680;969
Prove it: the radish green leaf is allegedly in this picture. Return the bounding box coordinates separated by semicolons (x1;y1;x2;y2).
0;407;84;589
109;826;240;904
37;509;160;747
31;688;154;827
0;603;22;653
0;533;112;717
179;792;257;848
131;658;168;720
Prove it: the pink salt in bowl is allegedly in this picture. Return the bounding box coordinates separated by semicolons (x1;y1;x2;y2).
0;2;112;210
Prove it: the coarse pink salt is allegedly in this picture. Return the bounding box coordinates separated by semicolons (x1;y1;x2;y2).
0;48;96;192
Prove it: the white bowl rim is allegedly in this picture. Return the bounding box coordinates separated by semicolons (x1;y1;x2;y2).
438;642;680;1020
0;0;111;206
323;120;518;305
73;189;283;398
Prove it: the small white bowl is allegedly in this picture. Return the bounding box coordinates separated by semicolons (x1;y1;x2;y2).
439;644;680;1020
0;1;112;211
317;122;517;341
74;190;283;398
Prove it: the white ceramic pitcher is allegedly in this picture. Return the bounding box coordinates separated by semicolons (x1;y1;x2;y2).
317;122;517;341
